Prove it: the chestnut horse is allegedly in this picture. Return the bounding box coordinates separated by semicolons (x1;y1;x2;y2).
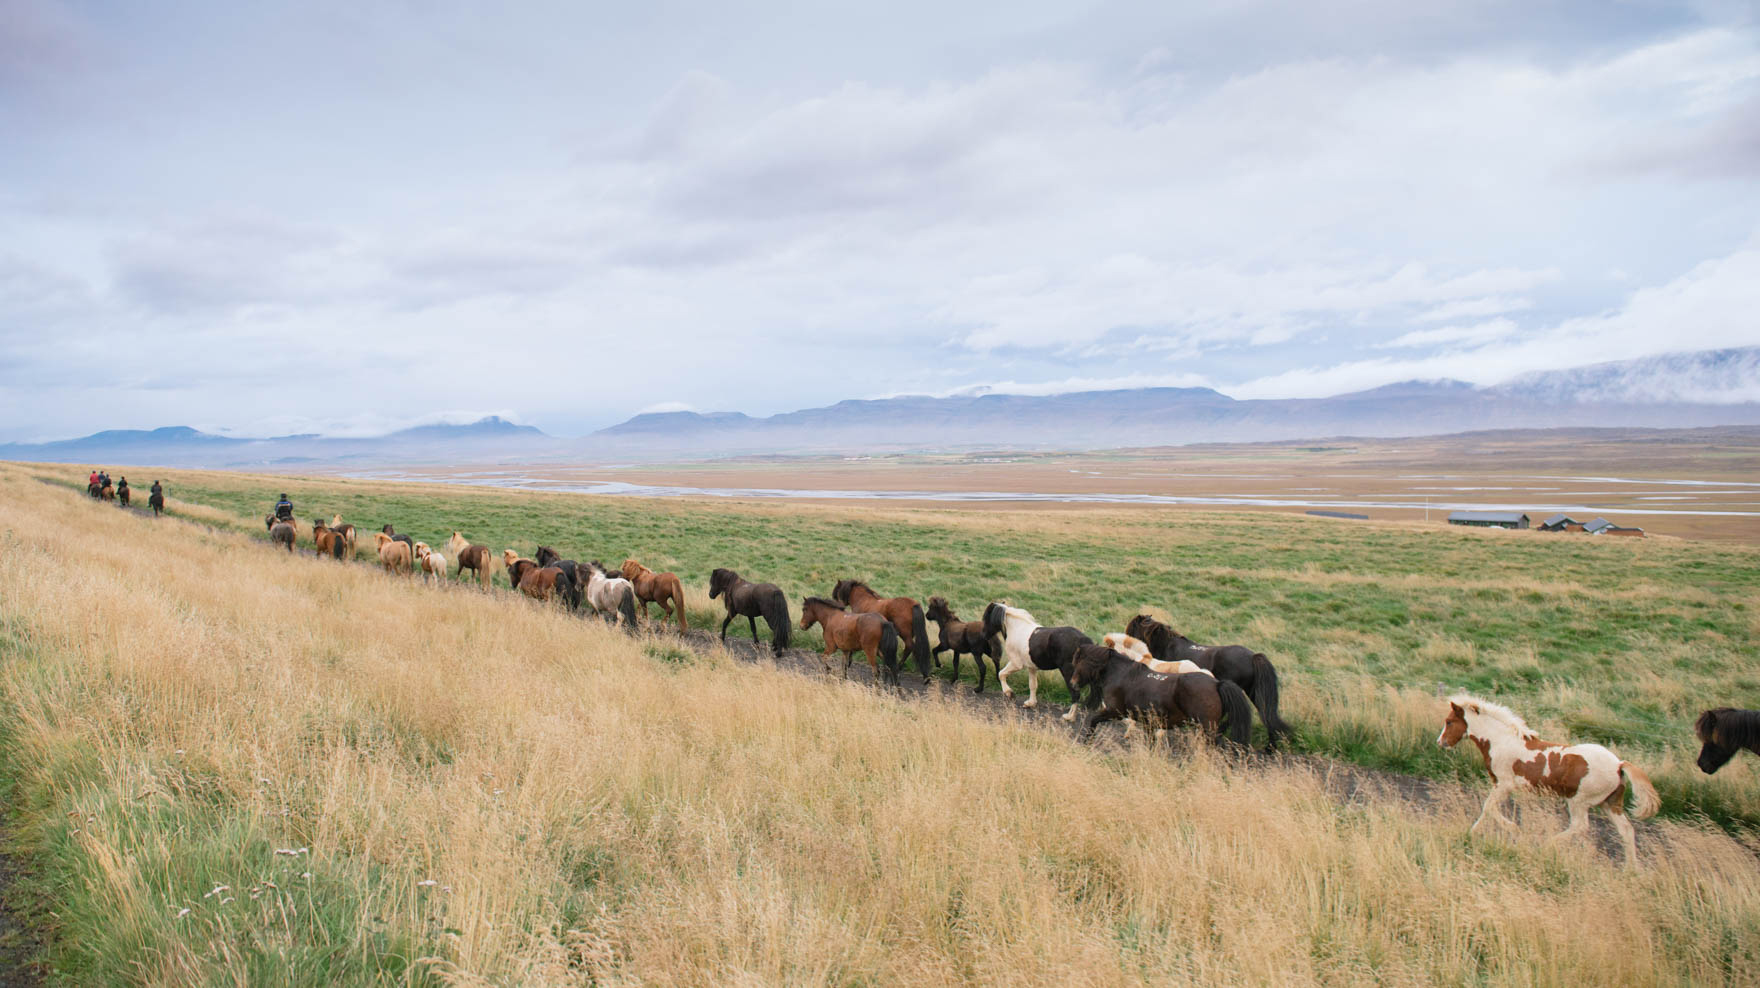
535;547;584;610
799;597;900;685
503;549;540;591
1127;614;1289;748
518;565;570;603
446;532;493;589
924;596;996;691
622;559;688;631
831;579;931;681
709;568;790;655
312;520;348;561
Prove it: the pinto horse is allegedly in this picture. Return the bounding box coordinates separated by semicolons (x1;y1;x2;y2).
709;568;790;655
1695;709;1760;774
584;562;640;627
445;532;492;589
414;542;449;584
981;603;1092;720
1127;614;1289;748
1070;644;1252;747
375;532;413;575
1438;695;1659;866
925;596;996;691
535;547;585;610
799;597;901;685
832;579;932;681
622;559;688;631
1101;633;1213;678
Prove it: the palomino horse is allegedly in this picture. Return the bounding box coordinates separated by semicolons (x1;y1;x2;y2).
312;521;348;561
924;596;996;691
1437;695;1659;866
981;603;1092;719
1127;614;1289;748
1069;644;1252;747
374;532;413;575
709;568;790;655
446;532;493;589
1695;708;1760;774
584;563;639;627
413;542;449;584
534;547;585;610
329;515;357;555
1101;633;1213;678
831;579;932;681
622;559;688;631
799;597;901;684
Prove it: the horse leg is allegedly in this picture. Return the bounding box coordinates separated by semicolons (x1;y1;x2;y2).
1078;706;1121;742
1604;805;1639;866
748;615;760;643
1471;782;1515;834
719;613;733;644
1059;666;1082;722
1022;669;1040;708
1550;796;1593;848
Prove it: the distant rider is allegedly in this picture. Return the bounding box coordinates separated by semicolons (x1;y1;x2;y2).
117;476;129;497
274;492;294;522
150;480;163;499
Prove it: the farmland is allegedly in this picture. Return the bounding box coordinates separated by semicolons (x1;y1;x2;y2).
2;460;1759;982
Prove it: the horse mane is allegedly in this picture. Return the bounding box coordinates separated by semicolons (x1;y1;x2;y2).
1450;693;1538;739
1700;708;1760;747
801;596;844;611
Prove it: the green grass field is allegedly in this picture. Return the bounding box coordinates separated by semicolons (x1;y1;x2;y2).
79;464;1760;829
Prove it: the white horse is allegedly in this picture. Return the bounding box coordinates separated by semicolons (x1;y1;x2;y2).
413;542;448;584
1102;633;1213;678
1437;694;1659;866
982;603;1091;722
585;564;638;627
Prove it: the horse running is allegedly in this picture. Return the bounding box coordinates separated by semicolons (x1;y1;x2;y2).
1437;695;1659;866
1101;633;1212;678
535;547;585;610
375;532;413;575
312;521;348;561
981;603;1092;720
1694;708;1760;775
622;559;688;631
924;596;996;690
584;562;639;627
1069;644;1252;748
799;597;901;684
445;532;493;589
832;580;932;682
709;568;790;655
1127;614;1289;748
518;564;570;603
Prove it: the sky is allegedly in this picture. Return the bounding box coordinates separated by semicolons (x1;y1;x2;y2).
2;0;1758;441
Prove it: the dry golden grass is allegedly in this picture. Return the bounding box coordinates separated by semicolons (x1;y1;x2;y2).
3;463;1760;984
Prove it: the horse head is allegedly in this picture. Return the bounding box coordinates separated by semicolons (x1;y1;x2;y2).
709;568;735;599
925;596;952;623
1436;701;1471;749
535;545;558;566
1696;708;1744;774
1069;643;1115;689
831;579;857;605
620;559;644;580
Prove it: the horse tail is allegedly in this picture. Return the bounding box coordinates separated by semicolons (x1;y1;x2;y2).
1217;679;1254;748
618;585;638;629
1619;762;1661;819
763;589;790;654
331;536;347;560
1250;653;1290;746
670;576;688;631
881;622;900;683
910;604;932;678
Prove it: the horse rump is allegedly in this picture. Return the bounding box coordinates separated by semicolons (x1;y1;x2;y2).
1216;679;1254;748
880;621;901;685
762;586;790;654
149;492;164;515
1249;652;1290;746
909;603;932;680
617;584;638;629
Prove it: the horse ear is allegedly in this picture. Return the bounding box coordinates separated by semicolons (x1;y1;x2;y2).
1448;701;1463;716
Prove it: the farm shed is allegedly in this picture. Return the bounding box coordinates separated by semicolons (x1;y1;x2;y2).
1447;511;1531;529
1539;514;1582;532
1584;517;1644;537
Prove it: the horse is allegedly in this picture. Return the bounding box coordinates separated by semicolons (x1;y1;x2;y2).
1101;633;1213;678
1437;695;1659;866
148;490;164;516
330;515;356;555
116;482;130;507
1069;644;1253;748
535;547;585;610
799;597;901;685
99;481;114;502
381;524;415;560
831;579;932;681
312;521;347;561
518;565;570;604
709;568;791;655
622;559;688;631
584;562;640;627
503;549;541;591
1127;614;1289;748
924;596;997;690
1694;709;1760;774
414;542;449;584
374;532;413;575
268;520;296;553
981;602;1092;720
446;532;493;589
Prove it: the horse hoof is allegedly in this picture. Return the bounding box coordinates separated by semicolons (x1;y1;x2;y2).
1022;699;1037;708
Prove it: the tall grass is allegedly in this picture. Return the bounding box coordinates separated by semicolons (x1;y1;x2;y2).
4;466;1760;983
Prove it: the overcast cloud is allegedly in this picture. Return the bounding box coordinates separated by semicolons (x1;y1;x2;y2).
2;0;1757;440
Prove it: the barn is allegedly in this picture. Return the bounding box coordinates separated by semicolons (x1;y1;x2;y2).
1584;517;1645;537
1447;511;1531;530
1539;513;1581;532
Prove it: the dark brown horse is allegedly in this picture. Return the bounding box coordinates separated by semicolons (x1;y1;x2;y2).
1127;614;1288;748
446;532;492;589
116;480;130;507
622;559;688;631
1069;644;1252;747
503;549;541;592
799;597;901;684
267;517;296;553
925;596;997;691
149;487;164;516
534;547;584;610
1696;709;1760;774
832;579;931;681
709;568;790;655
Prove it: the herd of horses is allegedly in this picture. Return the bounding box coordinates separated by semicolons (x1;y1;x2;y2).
108;485;1760;865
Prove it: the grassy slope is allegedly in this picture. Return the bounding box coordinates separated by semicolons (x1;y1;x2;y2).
4;464;1760;984
107;463;1760;828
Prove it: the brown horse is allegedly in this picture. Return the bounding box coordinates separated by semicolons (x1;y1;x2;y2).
831;579;932;681
709;568;790;655
265;514;298;551
924;596;997;690
517;565;569;603
446;532;493;589
503;549;540;591
329;515;356;555
1069;644;1253;747
99;481;114;502
622;559;688;631
374;532;412;575
799;597;901;685
1126;614;1289;748
312;521;348;561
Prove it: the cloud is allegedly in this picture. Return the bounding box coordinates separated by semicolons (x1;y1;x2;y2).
1378;318;1521;349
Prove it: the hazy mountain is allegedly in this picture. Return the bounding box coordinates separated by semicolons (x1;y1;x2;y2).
7;348;1760;467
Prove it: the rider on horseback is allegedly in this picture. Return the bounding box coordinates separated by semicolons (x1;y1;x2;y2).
274;493;294;522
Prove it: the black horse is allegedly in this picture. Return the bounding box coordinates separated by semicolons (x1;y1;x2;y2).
1069;644;1253;747
1127;614;1289;748
535;546;585;611
981;602;1093;716
1695;708;1760;774
925;596;998;691
709;568;791;655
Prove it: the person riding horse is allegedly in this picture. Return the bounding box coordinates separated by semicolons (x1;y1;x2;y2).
273;493;294;523
87;469;100;497
116;477;130;504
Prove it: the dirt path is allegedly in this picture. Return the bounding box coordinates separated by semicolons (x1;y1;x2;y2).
0;833;46;987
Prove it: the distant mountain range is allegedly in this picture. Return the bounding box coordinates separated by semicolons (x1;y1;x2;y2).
5;348;1759;467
